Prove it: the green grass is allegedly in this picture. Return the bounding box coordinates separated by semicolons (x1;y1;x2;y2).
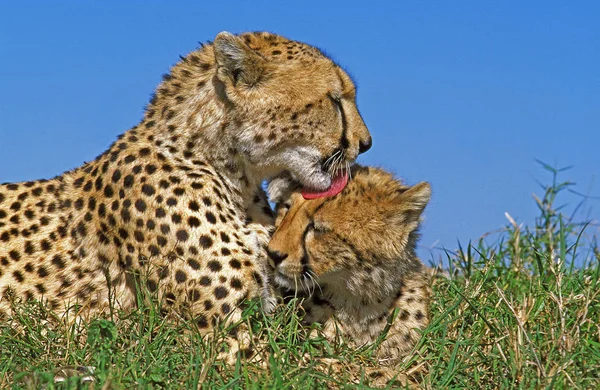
2;163;599;389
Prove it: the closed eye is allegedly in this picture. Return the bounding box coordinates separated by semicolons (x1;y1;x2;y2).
327;94;349;150
312;222;332;234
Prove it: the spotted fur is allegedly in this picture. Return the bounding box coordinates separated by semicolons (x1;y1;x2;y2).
268;165;431;363
0;31;371;354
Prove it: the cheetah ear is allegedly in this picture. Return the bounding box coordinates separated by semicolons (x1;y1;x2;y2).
400;182;431;213
393;182;431;226
214;31;266;88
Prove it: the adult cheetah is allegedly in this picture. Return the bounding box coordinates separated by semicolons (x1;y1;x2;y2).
0;30;372;347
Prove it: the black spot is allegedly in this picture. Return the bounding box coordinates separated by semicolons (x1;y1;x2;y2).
175;270;187;283
135;199;147;212
230;278;243;290
104;185;114;198
221;303;231;315
37;266;48;278
214;287;228;300
123;175;134;188
9;250;20;261
146;219;156;230
13;270;24;283
205;211;217;224
165;292;176;304
399;310;410;321
229;259;242;269
196;314;208;328
118;228;129;239
52;254;66;269
199;276;211;286
176;229;189;242
199;235;213;249
40;240;51;251
171;214;182;224
188;216;200;227
189;201;200;211
146;279;158;292
173;187;185;196
145;165;157;174
121;208;131;223
187;258;200;270
134;230;145;242
188;289;201;302
94;177;103;191
207;261;222;272
141;184;156;196
112;170;122;183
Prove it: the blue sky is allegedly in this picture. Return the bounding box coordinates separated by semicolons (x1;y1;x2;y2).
1;1;598;264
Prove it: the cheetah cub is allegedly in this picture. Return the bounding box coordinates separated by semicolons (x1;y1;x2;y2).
267;165;431;362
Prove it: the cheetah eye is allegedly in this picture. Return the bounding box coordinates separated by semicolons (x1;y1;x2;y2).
328;93;341;103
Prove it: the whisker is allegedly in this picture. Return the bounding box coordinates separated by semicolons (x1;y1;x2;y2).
308;271;323;296
324;149;341;169
303;275;312;296
332;153;343;176
346;161;352;180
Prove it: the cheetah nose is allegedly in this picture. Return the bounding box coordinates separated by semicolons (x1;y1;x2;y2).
358;137;372;154
266;248;288;267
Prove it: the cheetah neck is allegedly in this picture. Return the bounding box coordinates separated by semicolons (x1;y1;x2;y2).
107;45;265;208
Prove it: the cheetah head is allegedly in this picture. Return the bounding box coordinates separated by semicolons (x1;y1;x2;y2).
213;32;372;194
266;166;430;298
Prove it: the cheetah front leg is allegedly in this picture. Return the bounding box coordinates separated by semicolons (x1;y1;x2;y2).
244;188;277;314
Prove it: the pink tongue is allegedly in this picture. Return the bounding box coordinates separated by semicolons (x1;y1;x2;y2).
301;171;349;200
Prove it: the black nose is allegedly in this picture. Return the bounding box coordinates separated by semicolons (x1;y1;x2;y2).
358;137;372;154
267;248;288;266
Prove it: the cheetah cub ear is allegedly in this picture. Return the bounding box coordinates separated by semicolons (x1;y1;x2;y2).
214;31;267;88
392;182;431;230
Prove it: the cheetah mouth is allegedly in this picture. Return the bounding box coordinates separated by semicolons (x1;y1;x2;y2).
271;146;351;198
299;148;352;199
301;169;348;200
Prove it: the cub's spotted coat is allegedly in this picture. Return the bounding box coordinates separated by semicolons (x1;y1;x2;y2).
0;31;371;352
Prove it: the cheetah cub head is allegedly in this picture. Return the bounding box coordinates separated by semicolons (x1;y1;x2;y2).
267;166;430;298
213;32;372;194
267;166;431;361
